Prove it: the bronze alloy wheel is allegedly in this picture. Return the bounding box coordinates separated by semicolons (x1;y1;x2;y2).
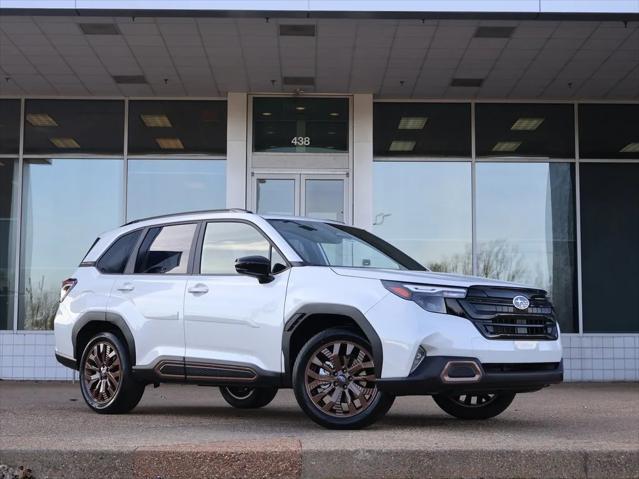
449;393;497;407
83;341;122;407
304;340;378;418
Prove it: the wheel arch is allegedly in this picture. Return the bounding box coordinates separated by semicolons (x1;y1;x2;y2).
282;304;383;383
72;312;137;368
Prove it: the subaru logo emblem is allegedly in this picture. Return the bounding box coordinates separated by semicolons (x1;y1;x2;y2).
513;295;530;310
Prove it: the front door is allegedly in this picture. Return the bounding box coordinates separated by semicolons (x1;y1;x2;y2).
183;220;290;377
253;173;348;223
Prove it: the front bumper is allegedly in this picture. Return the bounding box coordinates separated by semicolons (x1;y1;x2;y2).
377;356;563;396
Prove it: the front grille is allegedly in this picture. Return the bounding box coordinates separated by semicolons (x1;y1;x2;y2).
446;286;558;340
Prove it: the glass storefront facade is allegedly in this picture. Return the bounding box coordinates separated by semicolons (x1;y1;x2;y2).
0;99;227;331
0;97;637;339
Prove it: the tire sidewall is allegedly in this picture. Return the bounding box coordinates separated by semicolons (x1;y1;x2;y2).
292;328;392;429
433;392;516;420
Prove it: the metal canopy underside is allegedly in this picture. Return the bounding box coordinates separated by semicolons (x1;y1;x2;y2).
0;15;637;98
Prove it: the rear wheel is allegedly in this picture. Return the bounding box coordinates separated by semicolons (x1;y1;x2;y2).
79;332;145;414
293;328;394;429
219;386;278;408
433;392;515;419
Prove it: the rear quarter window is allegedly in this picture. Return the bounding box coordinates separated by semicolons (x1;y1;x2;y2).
96;230;142;274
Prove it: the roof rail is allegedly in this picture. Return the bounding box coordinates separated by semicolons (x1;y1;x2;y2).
123;208;253;226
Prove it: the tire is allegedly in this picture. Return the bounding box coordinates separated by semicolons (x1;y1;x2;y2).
292;328;395;430
432;392;516;420
219;386;278;409
79;332;145;414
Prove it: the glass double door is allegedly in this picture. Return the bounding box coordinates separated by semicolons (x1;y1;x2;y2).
253;173;348;223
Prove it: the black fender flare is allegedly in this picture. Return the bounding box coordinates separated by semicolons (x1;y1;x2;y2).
71;311;137;366
282;303;383;379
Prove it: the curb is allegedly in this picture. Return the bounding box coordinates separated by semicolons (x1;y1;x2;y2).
2;444;638;479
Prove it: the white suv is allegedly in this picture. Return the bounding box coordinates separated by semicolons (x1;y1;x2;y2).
55;209;563;429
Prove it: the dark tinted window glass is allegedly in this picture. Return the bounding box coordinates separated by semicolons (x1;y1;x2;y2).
476;104;574;158
128;101;226;155
24;100;124;155
579;104;639;159
0;158;19;329
97;230;141;274
135;224;196;274
581;163;639;332
253;98;348;153
0;100;21;154
374;103;471;157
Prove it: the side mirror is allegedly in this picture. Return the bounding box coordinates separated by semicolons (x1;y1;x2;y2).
235;255;273;283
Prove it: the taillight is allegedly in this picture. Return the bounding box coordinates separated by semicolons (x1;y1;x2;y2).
60;278;77;303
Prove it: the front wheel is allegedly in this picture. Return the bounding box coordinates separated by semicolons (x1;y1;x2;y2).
432;392;516;420
219;386;278;408
292;328;395;430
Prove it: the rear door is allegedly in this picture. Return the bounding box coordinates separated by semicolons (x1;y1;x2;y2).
108;222;198;369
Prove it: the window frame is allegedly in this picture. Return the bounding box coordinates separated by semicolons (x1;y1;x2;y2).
123;220;202;276
193;219;291;277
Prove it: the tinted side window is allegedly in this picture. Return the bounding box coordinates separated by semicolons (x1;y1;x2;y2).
201;222;280;275
135;224;197;274
97;231;141;274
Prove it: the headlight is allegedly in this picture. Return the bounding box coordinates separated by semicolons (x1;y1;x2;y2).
382;280;466;314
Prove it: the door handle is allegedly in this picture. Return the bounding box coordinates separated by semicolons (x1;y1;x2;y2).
188;284;209;295
117;283;134;292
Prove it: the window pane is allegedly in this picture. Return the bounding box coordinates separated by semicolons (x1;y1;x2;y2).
476;162;577;333
128;101;226;155
304;179;344;222
96;230;141;274
0;100;21;154
579;104;639;159
0;158;19;329
126;159;226;221
24;100;124;155
135;224;196;274
253;97;348;153
201;222;270;275
373;162;472;273
581;163;639;332
374;103;471;157
256;179;295;216
19;158;123;330
476;104;574;158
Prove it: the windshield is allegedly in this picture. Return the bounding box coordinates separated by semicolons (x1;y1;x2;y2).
268;219;426;271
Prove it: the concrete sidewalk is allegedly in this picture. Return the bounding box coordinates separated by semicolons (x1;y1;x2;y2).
0;382;637;478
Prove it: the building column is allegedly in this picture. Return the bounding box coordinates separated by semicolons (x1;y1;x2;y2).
226;92;248;209
352;93;374;230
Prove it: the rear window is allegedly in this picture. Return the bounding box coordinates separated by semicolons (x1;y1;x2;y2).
97;230;142;274
134;223;197;274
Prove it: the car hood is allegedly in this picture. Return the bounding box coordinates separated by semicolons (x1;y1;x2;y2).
330;267;537;290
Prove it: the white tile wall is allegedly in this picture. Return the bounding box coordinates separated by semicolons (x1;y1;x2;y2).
1;331;637;381
0;332;76;381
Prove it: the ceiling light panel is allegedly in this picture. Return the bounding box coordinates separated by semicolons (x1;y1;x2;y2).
474;26;515;38
156;138;184;150
389;140;416;152
620;143;639;153
492;141;521;152
511;118;545;131
450;78;484;87
26;114;58;127
398;117;428;130
279;25;316;37
141;114;172;128
79;23;120;35
50;137;80;148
